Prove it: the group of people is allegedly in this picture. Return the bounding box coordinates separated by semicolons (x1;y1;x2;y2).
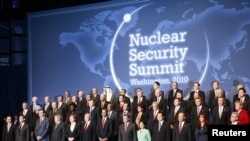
1;81;250;141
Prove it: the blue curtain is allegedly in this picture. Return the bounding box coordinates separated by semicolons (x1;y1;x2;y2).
0;65;27;118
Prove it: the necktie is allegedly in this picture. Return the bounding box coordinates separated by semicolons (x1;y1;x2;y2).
101;102;104;108
108;112;111;118
179;123;182;133
174;107;178;116
153;111;157;120
90;107;92;113
124;123;128;132
219;107;223;119
55;123;58;130
102;118;106;128
197;107;200;115
138;98;142;105
7;124;10;132
158;122;162;132
84;123;88;133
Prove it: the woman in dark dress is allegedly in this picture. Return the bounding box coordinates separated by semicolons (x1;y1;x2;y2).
194;112;209;141
65;113;81;141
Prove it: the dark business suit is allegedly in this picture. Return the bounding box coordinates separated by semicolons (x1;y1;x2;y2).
172;122;192;141
168;106;186;126
42;103;52;118
19;109;33;125
152;121;170;141
108;110;118;141
153;96;168;114
65;122;81;141
167;89;183;112
118;122;137;141
2;123;16;141
15;123;30;141
207;89;225;107
209;97;231;113
85;107;100;126
35;117;50;141
96;117;112;141
189;90;205;102
50;122;65;141
49;108;63;124
81;121;96;141
211;106;231;125
132;96;149;114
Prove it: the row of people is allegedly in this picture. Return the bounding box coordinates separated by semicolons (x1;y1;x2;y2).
2;95;250;141
2;105;246;141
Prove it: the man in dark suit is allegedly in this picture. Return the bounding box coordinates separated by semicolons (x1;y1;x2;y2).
15;115;30;141
153;88;168;114
147;101;163;134
132;88;149;115
42;96;52;118
35;109;50;141
172;112;192;141
50;114;65;141
57;95;67;123
107;103;118;141
97;109;113;141
149;81;161;104
207;81;225;107
49;102;63;124
1;116;16;141
118;114;137;141
90;87;101;105
168;98;186;129
118;89;131;110
20;102;33;125
96;94;110;112
210;97;231;125
167;81;183;113
152;112;170;141
81;113;96;141
189;82;205;102
117;103;133;130
85;98;100;126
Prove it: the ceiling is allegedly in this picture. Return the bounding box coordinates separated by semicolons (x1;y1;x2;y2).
0;0;109;20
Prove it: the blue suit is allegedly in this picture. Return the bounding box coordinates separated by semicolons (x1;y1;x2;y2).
35;117;50;141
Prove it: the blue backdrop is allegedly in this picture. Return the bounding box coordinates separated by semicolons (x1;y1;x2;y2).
27;0;250;104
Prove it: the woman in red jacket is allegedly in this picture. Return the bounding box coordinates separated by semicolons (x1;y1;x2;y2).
234;100;250;125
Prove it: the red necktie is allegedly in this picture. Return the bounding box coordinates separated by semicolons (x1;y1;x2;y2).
102;118;106;128
153;111;157;120
84;123;87;133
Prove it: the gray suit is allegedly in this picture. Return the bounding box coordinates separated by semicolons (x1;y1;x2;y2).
118;122;137;141
15;123;30;141
50;122;65;141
